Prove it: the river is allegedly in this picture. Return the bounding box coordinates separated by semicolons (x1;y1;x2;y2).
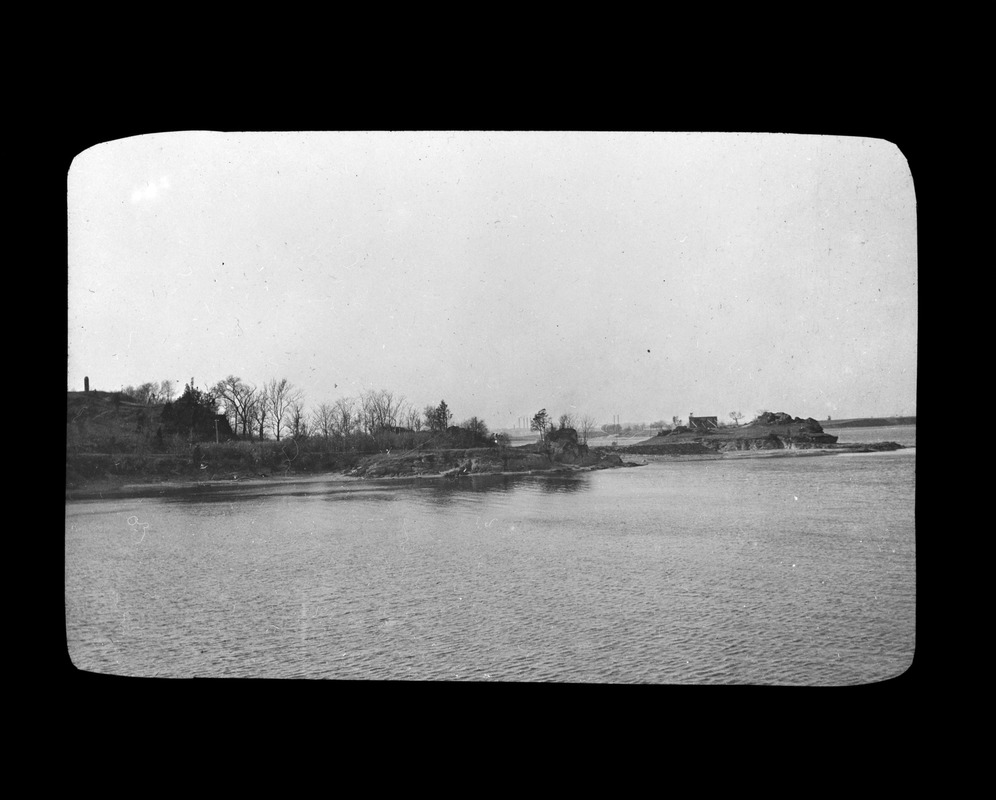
64;426;915;684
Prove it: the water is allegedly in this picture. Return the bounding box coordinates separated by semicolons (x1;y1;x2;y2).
65;446;915;684
827;423;916;448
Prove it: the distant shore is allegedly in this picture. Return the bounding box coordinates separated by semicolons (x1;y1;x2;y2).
65;439;913;502
64;461;643;501
820;416;916;429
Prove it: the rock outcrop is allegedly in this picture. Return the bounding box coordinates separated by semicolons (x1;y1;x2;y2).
348;427;625;478
629;411;842;454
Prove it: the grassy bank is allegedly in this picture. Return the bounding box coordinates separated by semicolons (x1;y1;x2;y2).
66;439;363;490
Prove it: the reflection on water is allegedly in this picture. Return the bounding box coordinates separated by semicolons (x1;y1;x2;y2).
66;452;914;685
159;471;592;507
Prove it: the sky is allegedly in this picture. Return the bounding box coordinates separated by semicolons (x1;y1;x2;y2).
67;131;917;428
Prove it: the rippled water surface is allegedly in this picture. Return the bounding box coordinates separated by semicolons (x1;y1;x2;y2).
65;446;915;684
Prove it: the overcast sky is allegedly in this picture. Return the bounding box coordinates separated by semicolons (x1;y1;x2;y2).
67;131;917;427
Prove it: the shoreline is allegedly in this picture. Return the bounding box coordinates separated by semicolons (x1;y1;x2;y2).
65;443;911;502
64;471;361;501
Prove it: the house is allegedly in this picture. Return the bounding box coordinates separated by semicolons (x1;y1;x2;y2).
688;415;719;430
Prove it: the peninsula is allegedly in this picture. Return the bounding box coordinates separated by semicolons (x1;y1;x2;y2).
615;411;905;457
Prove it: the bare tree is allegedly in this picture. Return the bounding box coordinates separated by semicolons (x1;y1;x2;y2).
360;392;377;434
265;378;302;441
159;379;176;403
405;404;424;432
289;399;307;438
312;402;336;441
332;397;358;439
578;413;597;444
250;392;268;440
729;411;744;427
213;376;258;437
558;412;576;430
123;382;157;404
137;382;158;404
360;389;405;434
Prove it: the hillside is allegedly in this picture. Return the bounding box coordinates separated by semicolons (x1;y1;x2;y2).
67;390;168;451
66;390;273;491
67;389;233;450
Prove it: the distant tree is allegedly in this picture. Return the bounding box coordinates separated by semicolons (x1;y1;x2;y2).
426;400;453;432
405;405;424;432
251;393;268;440
312;402;336;441
578;413;597;444
162;381;222;440
137;382;158;404
558;412;576;430
213;376;257;437
437;400;452;430
265;378;302;441
332;397;358;439
423;404;437;431
531;409;551;440
159;379;176;403
729;411;744;427
289;399;307;438
462;416;490;439
213;384;238;433
361;389;405;434
121;383;156;404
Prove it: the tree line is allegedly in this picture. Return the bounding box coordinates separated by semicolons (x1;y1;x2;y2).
118;376;686;451
529;409;599;443
118;375;506;453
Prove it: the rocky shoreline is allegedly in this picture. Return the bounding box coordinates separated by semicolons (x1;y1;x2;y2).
615;411;907;457
615;439;906;457
346;427;634;480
